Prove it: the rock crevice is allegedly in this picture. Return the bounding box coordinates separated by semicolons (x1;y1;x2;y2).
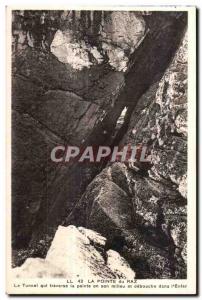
12;10;187;279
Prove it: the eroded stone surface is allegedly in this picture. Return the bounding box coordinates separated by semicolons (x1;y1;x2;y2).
13;226;136;279
12;11;187;280
51;29;103;70
65;32;188;279
50;12;145;72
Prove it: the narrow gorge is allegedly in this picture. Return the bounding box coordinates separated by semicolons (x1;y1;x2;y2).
12;10;187;279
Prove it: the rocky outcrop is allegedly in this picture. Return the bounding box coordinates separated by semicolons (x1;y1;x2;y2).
13;226;135;279
65;32;188;279
12;10;187;249
12;11;145;248
12;10;187;279
122;33;188;275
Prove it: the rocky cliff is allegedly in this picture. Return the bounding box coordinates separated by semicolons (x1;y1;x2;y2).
12;10;187;279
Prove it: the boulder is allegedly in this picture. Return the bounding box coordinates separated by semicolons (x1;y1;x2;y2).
13;226;136;279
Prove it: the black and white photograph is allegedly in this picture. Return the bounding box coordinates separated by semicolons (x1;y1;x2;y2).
6;6;196;295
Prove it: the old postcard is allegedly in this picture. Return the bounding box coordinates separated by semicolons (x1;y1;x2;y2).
6;6;197;295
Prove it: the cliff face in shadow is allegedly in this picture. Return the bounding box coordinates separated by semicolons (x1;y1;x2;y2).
12;10;187;279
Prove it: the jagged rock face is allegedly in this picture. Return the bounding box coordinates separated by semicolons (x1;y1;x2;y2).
122;33;188;197
122;33;188;273
12;9;187;279
50;12;145;72
65;163;183;279
12;10;145;248
65;33;188;279
13;226;136;279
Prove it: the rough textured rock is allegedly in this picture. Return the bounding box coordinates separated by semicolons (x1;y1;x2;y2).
12;11;145;248
65;32;188;279
13;226;136;279
122;33;188;276
65;163;183;279
12;10;187;280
